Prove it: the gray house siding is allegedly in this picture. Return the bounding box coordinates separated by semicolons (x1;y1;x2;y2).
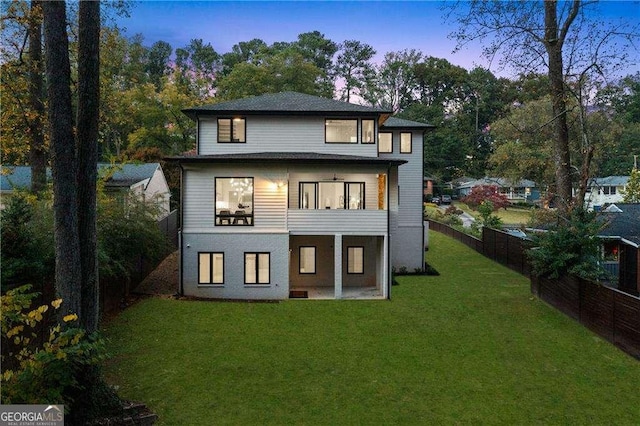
182;232;289;299
182;164;287;232
380;131;424;270
198;116;379;157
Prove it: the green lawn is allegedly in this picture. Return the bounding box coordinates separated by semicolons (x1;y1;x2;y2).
453;201;533;226
103;232;640;425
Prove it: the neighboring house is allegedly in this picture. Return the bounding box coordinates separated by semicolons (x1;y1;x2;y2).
457;177;540;204
170;91;433;300
599;203;640;296
423;176;435;199
445;176;474;192
581;176;630;211
0;163;171;218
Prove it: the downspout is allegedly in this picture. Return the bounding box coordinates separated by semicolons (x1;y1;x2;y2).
179;163;185;296
387;163;392;300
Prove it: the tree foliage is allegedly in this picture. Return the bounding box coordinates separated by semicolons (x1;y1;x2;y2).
447;0;638;210
461;185;510;210
622;168;640;203
528;209;605;281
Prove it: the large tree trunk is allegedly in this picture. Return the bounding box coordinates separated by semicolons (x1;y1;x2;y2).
77;0;101;332
28;0;46;194
43;0;81;317
544;0;578;211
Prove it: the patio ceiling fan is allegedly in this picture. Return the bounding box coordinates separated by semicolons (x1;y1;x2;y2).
322;174;344;181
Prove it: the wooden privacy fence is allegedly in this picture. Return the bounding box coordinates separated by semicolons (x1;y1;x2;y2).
158;209;178;248
427;221;530;276
428;220;640;359
532;275;640;359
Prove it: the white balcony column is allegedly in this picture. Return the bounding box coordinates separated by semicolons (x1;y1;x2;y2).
382;233;389;299
334;233;343;299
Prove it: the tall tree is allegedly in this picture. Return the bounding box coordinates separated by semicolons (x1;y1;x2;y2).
334;40;375;102
77;0;100;332
28;0;46;193
43;0;81;317
448;0;638;211
361;49;422;112
146;40;172;89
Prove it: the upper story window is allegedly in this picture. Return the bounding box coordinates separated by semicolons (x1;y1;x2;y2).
379;133;392;153
361;119;375;144
218;118;246;143
215;177;253;226
603;186;617;195
326;119;358;143
400;132;412;153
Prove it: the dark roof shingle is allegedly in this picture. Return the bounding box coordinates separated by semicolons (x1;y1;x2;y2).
166;152;406;166
183;91;392;119
381;116;435;129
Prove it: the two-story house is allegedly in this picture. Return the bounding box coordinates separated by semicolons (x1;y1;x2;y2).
170;92;433;300
581;176;630;211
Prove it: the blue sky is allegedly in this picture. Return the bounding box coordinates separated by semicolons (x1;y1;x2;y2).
115;1;639;77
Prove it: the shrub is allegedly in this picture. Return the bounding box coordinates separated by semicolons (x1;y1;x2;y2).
97;192;170;280
1;187;170;291
0;192;55;293
0;286;120;420
461;185;510;210
477;201;503;229
528;208;605;280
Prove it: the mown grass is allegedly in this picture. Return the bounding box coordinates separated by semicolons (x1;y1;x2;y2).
103;232;640;425
453;201;533;226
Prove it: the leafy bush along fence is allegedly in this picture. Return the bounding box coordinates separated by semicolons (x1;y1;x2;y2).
428;220;640;359
531;275;640;360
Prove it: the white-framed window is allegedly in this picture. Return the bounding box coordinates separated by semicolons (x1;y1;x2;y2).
325;119;358;143
198;252;224;285
218;118;246;142
400;132;412;153
379;132;392;153
361;119;375;144
299;247;316;274
245;252;270;284
347;246;364;274
215;177;253;226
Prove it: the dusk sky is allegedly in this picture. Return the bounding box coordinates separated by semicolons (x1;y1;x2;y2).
115;1;639;77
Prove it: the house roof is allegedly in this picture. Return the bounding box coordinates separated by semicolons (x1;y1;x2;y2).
166;152;407;167
380;116;435;130
599;203;640;246
458;177;537;189
102;163;160;188
183;91;393;120
1;163;160;191
589;176;630;187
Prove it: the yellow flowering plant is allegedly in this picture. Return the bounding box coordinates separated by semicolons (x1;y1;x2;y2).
1;285;107;405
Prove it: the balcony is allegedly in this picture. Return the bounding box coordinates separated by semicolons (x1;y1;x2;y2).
287;209;387;234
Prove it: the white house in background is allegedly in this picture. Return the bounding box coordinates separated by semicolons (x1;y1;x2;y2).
101;163;171;218
170;91;433;300
0;163;171;218
582;176;630;211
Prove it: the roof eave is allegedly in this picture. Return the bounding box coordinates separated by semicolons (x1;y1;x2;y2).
165;155;407;167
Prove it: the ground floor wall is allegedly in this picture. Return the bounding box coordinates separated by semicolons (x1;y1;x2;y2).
181;232;290;299
391;225;425;272
181;231;389;299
